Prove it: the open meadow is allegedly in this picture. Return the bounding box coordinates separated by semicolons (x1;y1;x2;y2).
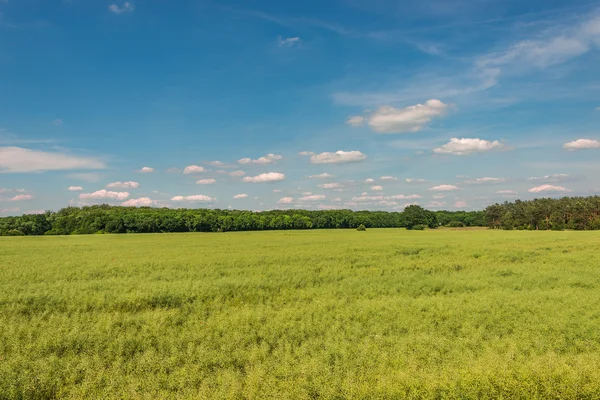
2;229;600;399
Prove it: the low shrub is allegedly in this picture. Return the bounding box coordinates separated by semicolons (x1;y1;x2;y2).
412;224;426;231
357;224;366;231
446;221;465;228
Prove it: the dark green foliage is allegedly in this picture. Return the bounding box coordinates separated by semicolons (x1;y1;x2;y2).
485;196;600;230
446;221;465;228
0;205;486;236
357;224;366;231
403;205;437;229
412;224;426;230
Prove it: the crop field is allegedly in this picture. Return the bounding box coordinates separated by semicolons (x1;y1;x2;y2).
2;229;600;399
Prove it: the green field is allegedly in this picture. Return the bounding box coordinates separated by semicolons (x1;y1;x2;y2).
2;229;600;399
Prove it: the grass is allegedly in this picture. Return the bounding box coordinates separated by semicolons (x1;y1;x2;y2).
1;229;600;399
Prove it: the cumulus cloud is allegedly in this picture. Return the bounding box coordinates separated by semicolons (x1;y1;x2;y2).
365;178;375;183
79;190;129;200
278;36;301;47
309;173;335;179
196;178;216;185
122;197;154;207
346;116;365;127
9;194;33;201
171;195;215;202
233;194;248;199
528;174;572;183
563;139;600;150
229;170;245;177
310;150;367;164
434;138;504;155
139;167;155;173
243;172;285;183
528;184;572;193
299;151;315;156
388;194;421;200
68;186;83;191
354;99;448;134
380;176;397;181
352;194;420;202
371;185;383;191
464;177;507;184
0;146;105;173
299;195;326;201
109;2;134;14
406;178;426;184
432;194;445;199
183;165;206;174
238;154;283;165
278;197;294;204
318;183;342;189
429;185;460;192
107;181;139;189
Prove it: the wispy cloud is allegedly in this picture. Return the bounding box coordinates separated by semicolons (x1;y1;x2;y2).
0;147;105;173
278;36;301;47
109;2;134;14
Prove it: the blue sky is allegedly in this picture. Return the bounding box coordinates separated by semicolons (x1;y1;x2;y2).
1;0;600;215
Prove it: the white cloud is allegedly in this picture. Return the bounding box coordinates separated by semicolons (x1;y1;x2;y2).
299;195;326;201
206;161;225;167
309;173;335;179
434;138;504;155
406;178;426;184
9;194;33;201
0;208;20;214
380;176;397;181
454;201;468;208
427;201;446;207
68;186;83;191
229;170;246;177
299;151;315;156
365;178;375;183
273;189;283;193
238;154;283;165
171;195;215;202
429;185;460;192
387;194;421;200
243;172;285;183
476;15;600;76
122;197;154;207
79;190;129;200
346;116;365;127
318;204;343;210
310;150;367;164
183;165;205;174
139;167;155;173
107;181;139;189
432;194;445;199
528;174;572;183
278;36;301;47
109;2;134;14
278;197;294;204
233;194;248;199
464;177;507;185
371;185;383;191
528;185;572;193
497;190;518;195
563;139;600;150
363;99;448;133
196;178;216;185
318;183;342;189
0;146;105;173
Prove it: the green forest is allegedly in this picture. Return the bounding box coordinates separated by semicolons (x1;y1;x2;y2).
2;195;600;236
0;205;484;236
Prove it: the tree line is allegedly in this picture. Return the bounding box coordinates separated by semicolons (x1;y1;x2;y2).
0;205;486;236
484;196;600;230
